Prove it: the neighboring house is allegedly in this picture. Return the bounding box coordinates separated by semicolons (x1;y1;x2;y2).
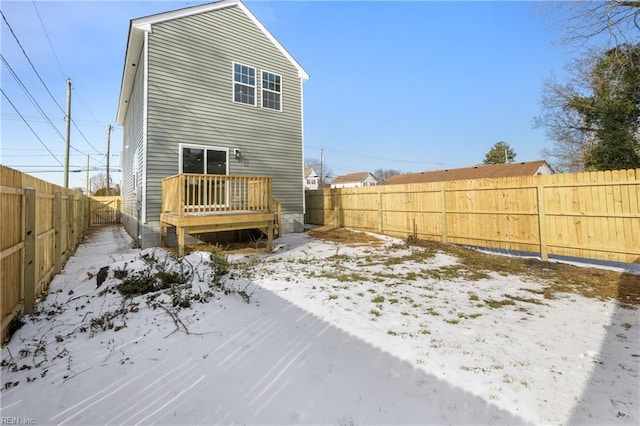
116;0;308;249
304;168;319;190
331;172;378;189
383;161;554;185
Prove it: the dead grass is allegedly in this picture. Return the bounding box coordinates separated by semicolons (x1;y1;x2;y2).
308;227;640;308
308;226;383;246
410;240;640;308
189;243;269;255
484;299;517;309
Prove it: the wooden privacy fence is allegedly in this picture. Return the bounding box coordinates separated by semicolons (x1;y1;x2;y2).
305;168;640;265
1;166;90;342
90;196;121;225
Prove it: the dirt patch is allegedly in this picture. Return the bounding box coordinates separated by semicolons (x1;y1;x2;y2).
189;243;269;255
617;273;640;307
307;226;383;246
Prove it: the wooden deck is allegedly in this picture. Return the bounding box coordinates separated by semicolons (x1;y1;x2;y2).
160;174;278;255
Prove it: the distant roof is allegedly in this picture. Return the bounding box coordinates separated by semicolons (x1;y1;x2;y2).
384;161;552;185
331;172;375;185
116;0;309;124
304;168;316;177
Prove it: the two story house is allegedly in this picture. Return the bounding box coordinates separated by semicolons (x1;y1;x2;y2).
116;0;308;250
304;168;319;190
330;172;378;189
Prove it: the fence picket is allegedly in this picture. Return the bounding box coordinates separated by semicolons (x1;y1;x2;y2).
305;168;640;265
0;166;94;341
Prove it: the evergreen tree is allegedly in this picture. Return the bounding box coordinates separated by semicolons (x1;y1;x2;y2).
579;44;640;170
483;141;516;164
537;43;640;171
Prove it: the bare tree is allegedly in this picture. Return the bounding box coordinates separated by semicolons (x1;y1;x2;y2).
534;58;598;172
536;44;640;172
90;172;119;195
543;1;640;48
372;168;402;183
304;158;333;186
534;2;640;171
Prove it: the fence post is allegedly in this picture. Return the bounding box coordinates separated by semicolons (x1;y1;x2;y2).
67;194;74;254
81;196;86;232
23;188;36;314
54;191;62;274
377;188;383;233
74;197;80;246
333;190;340;227
441;188;448;244
87;196;91;230
537;185;548;261
87;196;92;228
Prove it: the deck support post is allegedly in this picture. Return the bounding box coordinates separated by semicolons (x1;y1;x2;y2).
267;222;273;252
161;174;277;255
177;227;185;257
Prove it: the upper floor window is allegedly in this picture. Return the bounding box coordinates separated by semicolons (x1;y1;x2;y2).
262;70;282;111
233;63;256;106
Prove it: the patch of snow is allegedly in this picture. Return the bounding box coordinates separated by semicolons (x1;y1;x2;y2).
1;226;637;425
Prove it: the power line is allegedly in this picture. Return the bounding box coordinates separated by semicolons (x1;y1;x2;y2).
1;53;66;142
9;165;85;168
2;153;109;158
1;9;65;115
2;114;111;128
21;170;120;174
10;165;118;170
1;54;105;164
71;118;103;155
1;88;64;167
30;2;104;129
308;145;451;167
73;87;102;125
2;8;105;168
31;0;66;78
31;3;105;142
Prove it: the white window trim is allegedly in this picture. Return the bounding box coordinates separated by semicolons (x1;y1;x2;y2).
232;62;257;107
179;143;230;209
261;69;283;112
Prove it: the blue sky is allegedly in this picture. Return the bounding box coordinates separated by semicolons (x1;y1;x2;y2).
1;0;573;188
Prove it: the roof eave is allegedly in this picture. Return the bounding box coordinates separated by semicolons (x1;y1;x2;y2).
236;1;308;80
115;23;144;125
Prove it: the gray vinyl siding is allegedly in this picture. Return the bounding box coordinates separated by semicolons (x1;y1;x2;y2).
121;51;145;240
144;5;304;225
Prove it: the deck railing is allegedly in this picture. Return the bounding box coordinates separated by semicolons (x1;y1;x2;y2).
161;174;273;217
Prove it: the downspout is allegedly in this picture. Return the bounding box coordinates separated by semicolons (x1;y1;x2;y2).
142;29;149;226
300;77;305;222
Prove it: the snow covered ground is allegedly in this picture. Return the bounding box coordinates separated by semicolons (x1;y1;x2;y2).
1;225;638;425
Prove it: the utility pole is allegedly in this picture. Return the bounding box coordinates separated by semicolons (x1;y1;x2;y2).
64;78;72;188
106;123;112;195
320;148;324;188
86;154;90;194
504;148;509;164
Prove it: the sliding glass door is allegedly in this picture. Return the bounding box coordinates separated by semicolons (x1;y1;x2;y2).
180;144;229;208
